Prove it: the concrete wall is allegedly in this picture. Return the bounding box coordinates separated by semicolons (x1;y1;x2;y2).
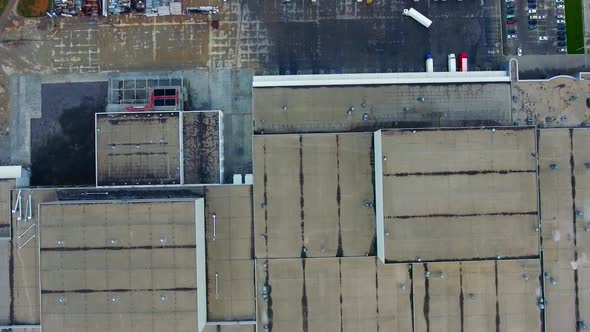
373;130;385;263
253;72;510;87
509;54;590;79
195;198;207;332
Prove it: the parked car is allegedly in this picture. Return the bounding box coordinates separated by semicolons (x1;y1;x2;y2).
557;4;564;9
507;14;516;19
517;47;523;56
556;19;565;24
557;30;566;36
538;15;546;19
528;24;538;30
539;36;548;40
557;41;566;46
558;48;566;53
507;9;515;14
528;9;537;13
555;0;563;3
506;2;515;8
508;34;517;39
529;15;538;19
556;25;566;30
507;18;517;24
508;29;516;34
557;35;566;41
556;14;564;19
528;19;538;25
528;3;537;8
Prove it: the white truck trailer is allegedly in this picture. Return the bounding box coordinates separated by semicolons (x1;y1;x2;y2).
425;54;433;72
403;8;432;28
448;53;456;72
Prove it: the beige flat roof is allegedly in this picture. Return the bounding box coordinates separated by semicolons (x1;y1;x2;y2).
256;257;405;332
0;179;15;237
539;128;590;331
0;240;10;324
413;260;542;331
255;258;541;332
253;133;375;259
9;188;58;324
512;78;590;127
38;200;200;332
253;83;512;134
96;112;181;186
14;126;590;331
204;186;255;321
377;128;539;261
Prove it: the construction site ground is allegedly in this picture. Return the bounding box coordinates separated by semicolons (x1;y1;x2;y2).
0;0;507;156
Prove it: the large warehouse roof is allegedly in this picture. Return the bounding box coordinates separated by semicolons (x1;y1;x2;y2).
253;133;376;259
374;127;539;262
38;200;206;332
253;83;512;134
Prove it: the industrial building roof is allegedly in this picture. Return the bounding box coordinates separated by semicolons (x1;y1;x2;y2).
538;128;590;331
255;258;541;331
374;127;539;262
0;180;15;237
253;133;376;259
203;186;255;322
512;76;590;127
37;199;206;332
8;127;590;332
253;83;512;134
183;111;223;185
5;185;257;331
96;112;182;186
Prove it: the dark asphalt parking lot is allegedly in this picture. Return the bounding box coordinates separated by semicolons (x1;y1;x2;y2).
31;82;108;186
243;0;503;73
502;0;565;55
